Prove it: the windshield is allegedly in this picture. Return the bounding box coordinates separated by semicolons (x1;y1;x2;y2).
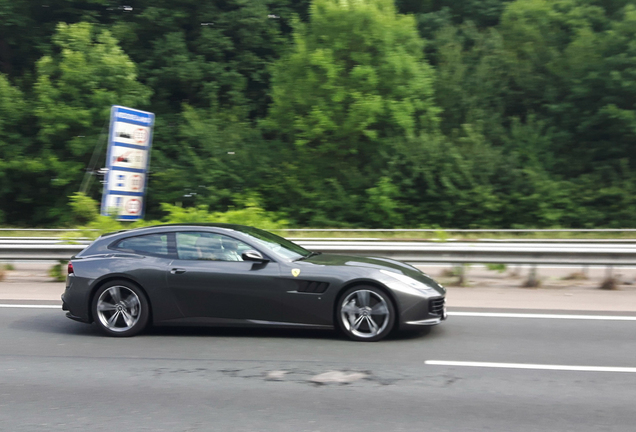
236;227;310;261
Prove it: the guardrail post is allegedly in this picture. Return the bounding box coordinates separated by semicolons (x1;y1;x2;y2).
600;266;617;290
524;265;540;287
456;264;467;287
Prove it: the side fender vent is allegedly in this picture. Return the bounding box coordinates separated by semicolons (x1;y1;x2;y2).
296;281;329;294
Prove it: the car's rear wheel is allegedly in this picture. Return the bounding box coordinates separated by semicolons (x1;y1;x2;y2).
92;280;149;337
337;286;395;342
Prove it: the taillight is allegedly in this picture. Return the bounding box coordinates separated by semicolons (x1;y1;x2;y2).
67;261;74;275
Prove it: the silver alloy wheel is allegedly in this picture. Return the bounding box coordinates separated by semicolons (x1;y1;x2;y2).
340;289;390;339
96;285;141;333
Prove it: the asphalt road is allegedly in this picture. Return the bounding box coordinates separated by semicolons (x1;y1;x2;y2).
1;306;635;431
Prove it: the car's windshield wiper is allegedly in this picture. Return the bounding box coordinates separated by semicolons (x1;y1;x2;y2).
294;251;322;261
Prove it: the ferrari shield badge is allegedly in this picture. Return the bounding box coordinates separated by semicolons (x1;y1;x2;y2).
291;268;301;277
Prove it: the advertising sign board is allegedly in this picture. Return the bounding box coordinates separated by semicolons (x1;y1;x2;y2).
101;106;154;220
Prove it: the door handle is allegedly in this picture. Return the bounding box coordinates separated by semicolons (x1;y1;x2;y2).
170;268;186;275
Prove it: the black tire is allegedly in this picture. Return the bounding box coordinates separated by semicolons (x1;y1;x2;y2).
336;285;395;342
91;280;150;337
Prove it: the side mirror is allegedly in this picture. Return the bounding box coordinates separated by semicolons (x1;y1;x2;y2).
242;250;268;262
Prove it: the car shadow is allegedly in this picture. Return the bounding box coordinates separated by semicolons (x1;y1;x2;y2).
11;311;436;342
392;327;433;340
10;313;341;340
144;325;434;342
144;325;340;341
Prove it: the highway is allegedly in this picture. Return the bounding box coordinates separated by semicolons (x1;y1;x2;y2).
1;305;635;431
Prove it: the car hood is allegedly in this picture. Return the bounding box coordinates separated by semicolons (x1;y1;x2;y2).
302;253;445;295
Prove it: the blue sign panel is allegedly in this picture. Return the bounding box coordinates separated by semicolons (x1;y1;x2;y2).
101;106;155;220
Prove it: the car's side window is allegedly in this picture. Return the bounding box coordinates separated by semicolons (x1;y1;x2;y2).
176;232;251;262
115;233;170;257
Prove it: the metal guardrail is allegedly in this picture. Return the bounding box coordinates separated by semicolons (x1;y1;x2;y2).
0;245;86;260
3;227;636;233
0;228;88;232
277;228;636;233
3;241;636;266
307;245;636;266
4;236;636;244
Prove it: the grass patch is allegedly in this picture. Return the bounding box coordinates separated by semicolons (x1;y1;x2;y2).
485;263;507;273
562;271;589;281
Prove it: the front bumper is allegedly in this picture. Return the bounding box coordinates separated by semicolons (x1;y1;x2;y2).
399;296;447;328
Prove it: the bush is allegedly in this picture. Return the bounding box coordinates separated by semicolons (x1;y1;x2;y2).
69;192;99;225
64;197;289;243
48;261;67;282
161;198;288;230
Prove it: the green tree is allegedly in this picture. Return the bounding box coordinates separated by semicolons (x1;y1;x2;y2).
5;22;152;225
35;22;151;160
0;73;29;224
432;23;510;140
148;104;270;214
0;73;27;159
500;1;636;185
264;0;440;225
110;0;292;117
0;0;111;78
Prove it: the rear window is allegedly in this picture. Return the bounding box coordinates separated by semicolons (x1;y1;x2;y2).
114;233;170;257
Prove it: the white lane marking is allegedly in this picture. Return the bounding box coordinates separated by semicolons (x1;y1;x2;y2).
0;304;60;309
449;312;636;321
425;360;636;373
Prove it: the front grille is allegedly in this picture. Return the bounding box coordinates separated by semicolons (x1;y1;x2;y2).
429;298;445;316
296;280;329;294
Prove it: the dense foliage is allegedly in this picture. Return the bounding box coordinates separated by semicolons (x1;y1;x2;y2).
1;0;635;228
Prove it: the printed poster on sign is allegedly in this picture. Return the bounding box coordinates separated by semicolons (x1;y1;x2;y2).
113;122;150;147
110;146;147;170
101;106;154;220
107;171;145;193
104;195;144;217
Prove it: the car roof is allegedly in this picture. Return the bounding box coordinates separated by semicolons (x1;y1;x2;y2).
81;223;269;257
102;223;259;237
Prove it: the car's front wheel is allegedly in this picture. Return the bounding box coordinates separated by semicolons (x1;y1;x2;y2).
92;280;149;337
337;286;395;341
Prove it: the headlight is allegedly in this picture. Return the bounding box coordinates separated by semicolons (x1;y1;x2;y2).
380;270;439;294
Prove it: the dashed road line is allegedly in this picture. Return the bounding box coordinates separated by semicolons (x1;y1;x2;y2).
425;360;636;373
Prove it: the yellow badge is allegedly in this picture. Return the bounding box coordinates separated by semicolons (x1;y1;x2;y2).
291;268;301;277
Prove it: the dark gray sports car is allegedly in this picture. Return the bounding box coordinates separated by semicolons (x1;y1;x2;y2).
62;224;446;341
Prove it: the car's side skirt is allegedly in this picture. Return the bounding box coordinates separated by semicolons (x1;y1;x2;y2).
158;316;333;330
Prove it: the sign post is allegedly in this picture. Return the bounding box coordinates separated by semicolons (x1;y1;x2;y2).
101;106;155;220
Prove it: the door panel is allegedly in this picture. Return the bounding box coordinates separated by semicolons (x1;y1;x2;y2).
167;231;283;322
167;260;282;321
